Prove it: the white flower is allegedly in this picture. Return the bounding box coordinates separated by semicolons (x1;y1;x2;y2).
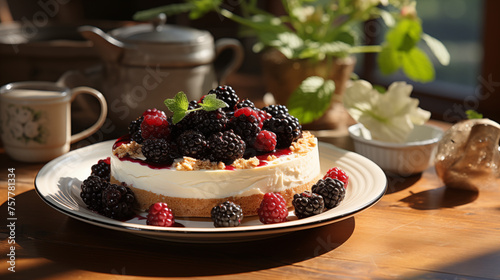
9;122;24;139
344;80;431;142
23;121;39;138
16;107;33;124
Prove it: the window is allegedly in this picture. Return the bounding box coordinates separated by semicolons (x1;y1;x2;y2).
360;0;500;123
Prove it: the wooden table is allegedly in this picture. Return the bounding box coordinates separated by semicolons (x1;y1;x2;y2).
1;118;500;279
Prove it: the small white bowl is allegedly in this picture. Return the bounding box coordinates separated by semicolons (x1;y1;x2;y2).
348;123;444;175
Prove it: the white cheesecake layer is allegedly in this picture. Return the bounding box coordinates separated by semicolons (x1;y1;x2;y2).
110;139;320;199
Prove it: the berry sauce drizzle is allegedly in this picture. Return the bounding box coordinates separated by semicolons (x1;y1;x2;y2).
114;135;293;171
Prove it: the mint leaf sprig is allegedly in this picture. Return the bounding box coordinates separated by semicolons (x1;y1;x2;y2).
164;91;228;124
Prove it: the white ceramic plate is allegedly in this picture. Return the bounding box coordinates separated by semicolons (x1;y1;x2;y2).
35;140;387;243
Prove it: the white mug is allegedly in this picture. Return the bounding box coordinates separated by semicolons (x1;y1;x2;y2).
0;81;107;162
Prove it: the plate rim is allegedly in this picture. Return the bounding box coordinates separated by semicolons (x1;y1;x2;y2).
34;140;387;241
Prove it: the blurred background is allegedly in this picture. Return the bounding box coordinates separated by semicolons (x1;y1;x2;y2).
1;0;498;126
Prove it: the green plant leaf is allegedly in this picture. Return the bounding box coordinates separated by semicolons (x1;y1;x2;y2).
164;91;189;113
377;45;401;75
188;0;222;19
401;48;435;82
199;94;228;111
386;19;422;52
258;31;305;59
164;91;190;124
287;76;335;124
422;33;450;66
466;110;483;119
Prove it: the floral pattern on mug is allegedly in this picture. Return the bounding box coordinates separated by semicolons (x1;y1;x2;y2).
3;105;47;144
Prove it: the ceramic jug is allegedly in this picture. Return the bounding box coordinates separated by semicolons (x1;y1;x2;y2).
76;15;244;130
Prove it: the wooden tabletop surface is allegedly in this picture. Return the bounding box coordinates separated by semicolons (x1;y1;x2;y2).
0;76;499;280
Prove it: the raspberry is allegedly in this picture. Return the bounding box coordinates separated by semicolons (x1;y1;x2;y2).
208;85;239;110
142;138;173;164
312;178;346;209
256;109;272;129
253;130;277;152
91;157;111;182
258;192;288;224
292;191;324;219
323;167;349;188
80;175;106;212
101;183;136;220
141;114;170;140
262;104;289;118
234;107;260;120
146;202;175;227
229;113;260;145
263;115;302;148
207;130;246;164
211;201;243;227
142;108;166;118
176;130;207;159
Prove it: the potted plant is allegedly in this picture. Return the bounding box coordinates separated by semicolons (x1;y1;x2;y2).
134;0;449;129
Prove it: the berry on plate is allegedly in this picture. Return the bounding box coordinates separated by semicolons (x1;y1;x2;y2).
91;157;111;182
101;184;136;220
323;167;349;188
146;202;175;227
258;192;288;224
292;191;324;219
211;201;243;227
312;178;346;209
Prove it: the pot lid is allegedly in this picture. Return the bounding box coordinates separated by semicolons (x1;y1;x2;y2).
106;14;215;66
110;14;211;45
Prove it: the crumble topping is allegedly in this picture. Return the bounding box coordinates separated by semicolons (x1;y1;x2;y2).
266;155;278;161
113;141;142;158
290;131;316;154
232;157;260;169
175;157;225;171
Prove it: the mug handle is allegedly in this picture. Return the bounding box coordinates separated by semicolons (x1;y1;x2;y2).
69;87;108;144
214;38;244;84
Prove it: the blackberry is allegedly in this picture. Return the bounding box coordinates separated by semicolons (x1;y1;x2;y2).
169;111;199;140
262;104;289;118
193;109;228;135
176;130;207;159
292;191;324;219
207;130;246;164
312;178;346;209
80;175;106;211
236;99;256;109
211;201;243;227
101;183;136;220
128;116;144;143
263;115;302;148
188;100;201;110
208;85;239;110
90;158;111;182
229;114;260;145
142;138;173;164
129;116;143;135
